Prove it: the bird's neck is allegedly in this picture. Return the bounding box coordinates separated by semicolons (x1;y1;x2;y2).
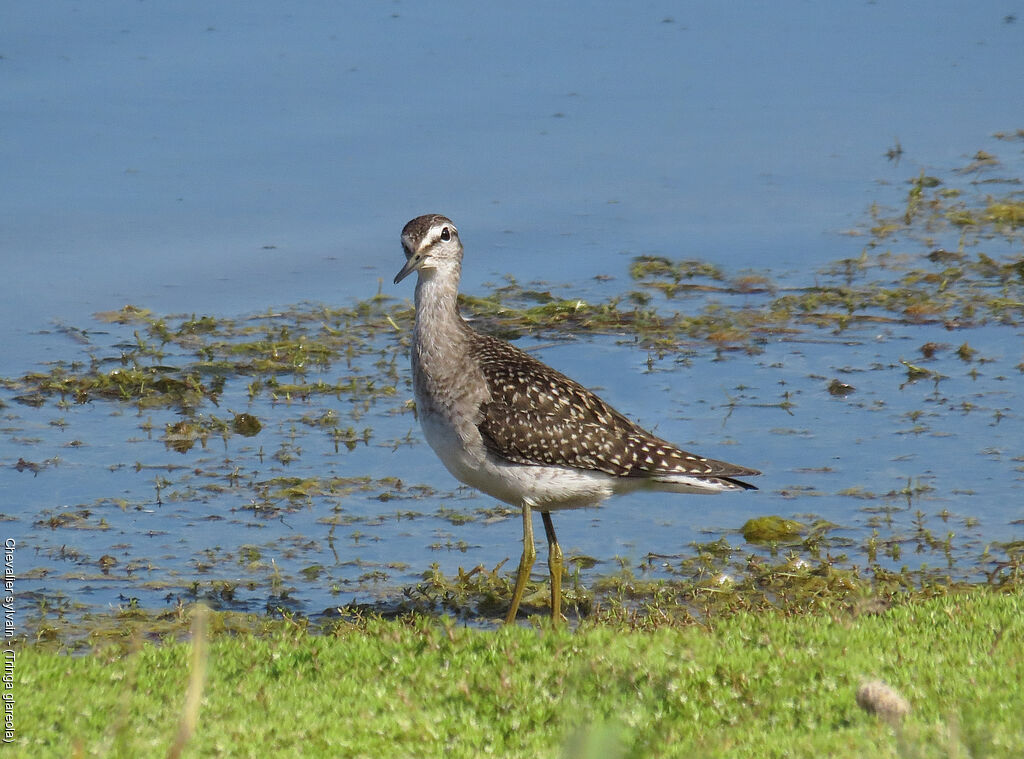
413;266;468;350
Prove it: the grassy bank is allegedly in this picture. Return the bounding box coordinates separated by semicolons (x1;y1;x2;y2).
15;588;1024;758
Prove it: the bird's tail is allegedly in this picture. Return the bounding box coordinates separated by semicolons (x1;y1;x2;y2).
647;473;758;494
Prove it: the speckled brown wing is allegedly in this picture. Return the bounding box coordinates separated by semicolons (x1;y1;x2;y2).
472;333;758;482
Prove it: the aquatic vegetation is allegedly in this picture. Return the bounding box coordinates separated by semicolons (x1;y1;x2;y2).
740;515;804;543
4;135;1024;631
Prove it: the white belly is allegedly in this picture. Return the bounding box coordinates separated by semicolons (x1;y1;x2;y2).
418;406;622;510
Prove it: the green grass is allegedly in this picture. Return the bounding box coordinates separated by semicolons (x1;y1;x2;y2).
15;589;1024;758
9;135;1024;757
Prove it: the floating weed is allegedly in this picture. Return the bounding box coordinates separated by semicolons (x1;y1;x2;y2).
330;425;373;452
93;304;154;324
899;359;946;386
4;191;1023;419
740;515;804;544
827;378;856;396
956;341;978;362
837;486;879;500
892;477;936;505
435;506;476;526
231;412;262;436
299;408;339;428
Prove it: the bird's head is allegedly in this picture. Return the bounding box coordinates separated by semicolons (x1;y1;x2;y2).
394;214;462;284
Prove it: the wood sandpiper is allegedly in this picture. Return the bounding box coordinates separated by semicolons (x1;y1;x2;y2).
394;214;760;622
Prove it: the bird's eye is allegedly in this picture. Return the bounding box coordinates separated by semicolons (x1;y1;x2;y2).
440;227;451;241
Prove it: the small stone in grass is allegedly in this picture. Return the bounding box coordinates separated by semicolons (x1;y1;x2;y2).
856;679;910;724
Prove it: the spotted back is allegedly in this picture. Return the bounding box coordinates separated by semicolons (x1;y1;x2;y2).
472;333;756;481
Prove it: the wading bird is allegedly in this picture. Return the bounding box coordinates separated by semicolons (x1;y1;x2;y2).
394;214;759;622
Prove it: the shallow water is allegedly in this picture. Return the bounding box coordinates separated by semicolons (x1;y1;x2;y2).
3;2;1023;623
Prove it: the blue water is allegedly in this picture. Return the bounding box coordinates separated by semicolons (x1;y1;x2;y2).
2;1;1023;621
6;2;1022;330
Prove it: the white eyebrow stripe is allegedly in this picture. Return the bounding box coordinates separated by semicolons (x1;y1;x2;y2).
418;226;446;252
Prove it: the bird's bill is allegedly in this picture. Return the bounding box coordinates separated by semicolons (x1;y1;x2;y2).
393;255;418;284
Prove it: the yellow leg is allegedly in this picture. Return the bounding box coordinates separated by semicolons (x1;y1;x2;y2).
541;511;563;624
505;503;536;624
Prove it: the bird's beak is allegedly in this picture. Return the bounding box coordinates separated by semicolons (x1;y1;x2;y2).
393;259;417;284
393;246;420;284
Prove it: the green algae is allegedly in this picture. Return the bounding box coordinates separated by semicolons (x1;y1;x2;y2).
741;516;805;544
5;175;1023;418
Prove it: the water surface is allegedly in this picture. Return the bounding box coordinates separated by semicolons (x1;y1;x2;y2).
2;2;1022;624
